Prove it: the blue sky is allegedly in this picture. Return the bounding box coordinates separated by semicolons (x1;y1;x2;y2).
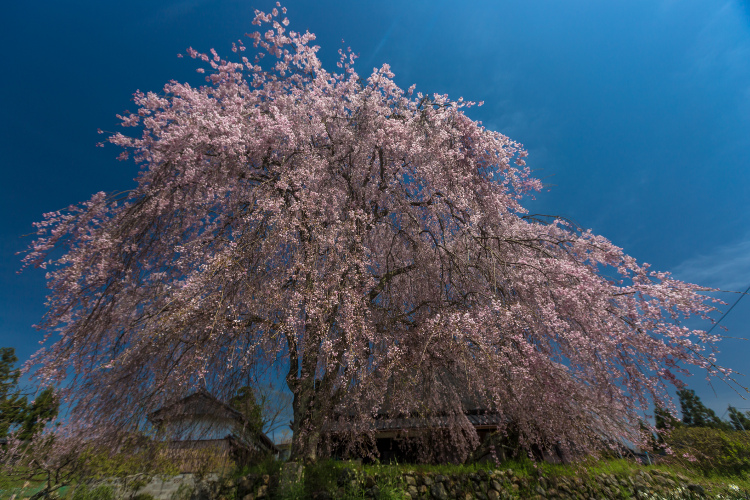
1;0;749;419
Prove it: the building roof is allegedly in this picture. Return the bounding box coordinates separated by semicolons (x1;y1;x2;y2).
371;411;504;432
149;390;245;424
323;409;504;436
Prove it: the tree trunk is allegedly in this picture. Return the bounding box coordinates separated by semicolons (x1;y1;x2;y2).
288;375;323;463
286;318;324;463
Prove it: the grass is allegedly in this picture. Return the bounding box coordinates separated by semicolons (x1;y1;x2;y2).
0;473;69;500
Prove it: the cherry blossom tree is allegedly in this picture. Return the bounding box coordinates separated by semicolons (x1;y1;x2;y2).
23;4;728;463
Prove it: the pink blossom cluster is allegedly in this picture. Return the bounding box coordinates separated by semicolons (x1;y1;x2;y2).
22;4;726;462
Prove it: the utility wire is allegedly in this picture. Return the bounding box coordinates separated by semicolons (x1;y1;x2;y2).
706;283;750;335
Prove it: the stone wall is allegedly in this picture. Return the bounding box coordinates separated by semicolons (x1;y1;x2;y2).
109;465;747;499
220;466;741;500
388;468;709;500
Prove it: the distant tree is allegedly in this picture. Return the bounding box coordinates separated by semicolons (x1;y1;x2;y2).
0;348;58;441
677;389;731;430
654;406;681;432
0;348;20;400
22;5;730;463
0;349;64;499
230;382;292;440
230;387;264;436
728;406;750;431
17;387;58;442
0;347;25;438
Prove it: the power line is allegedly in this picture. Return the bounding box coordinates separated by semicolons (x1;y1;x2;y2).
706;283;750;335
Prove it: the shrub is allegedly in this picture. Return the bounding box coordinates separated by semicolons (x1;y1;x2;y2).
232;453;283;479
303;459;341;497
665;426;750;477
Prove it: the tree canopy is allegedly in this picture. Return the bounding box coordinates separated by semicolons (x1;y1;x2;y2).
230;386;264;437
677;389;730;431
0;347;24;439
23;5;727;462
728;406;750;432
654;389;749;435
0;347;58;442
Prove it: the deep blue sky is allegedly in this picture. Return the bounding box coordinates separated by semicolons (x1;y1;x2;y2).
1;0;749;418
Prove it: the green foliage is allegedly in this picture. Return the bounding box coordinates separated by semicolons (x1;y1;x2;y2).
0;347;59;441
656;406;682;432
656;389;750;480
286;459;338;498
678;389;732;431
728;407;750;432
18;386;59;441
232;453;284;479
0;347;26;439
359;463;409;500
230;386;264;436
665;426;750;477
0;347;20;400
292;459;407;500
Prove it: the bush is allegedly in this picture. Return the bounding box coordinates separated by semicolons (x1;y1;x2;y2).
303;459;341;497
298;460;409;500
665;426;750;477
232;453;283;479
